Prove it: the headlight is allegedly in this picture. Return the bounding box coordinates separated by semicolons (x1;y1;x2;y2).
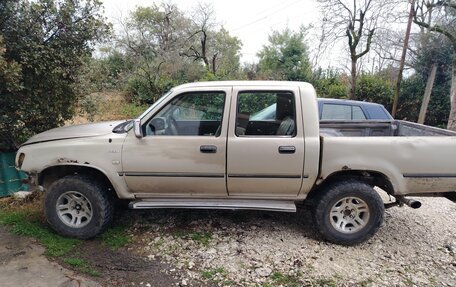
17;153;25;169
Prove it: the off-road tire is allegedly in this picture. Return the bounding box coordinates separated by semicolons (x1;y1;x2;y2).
312;180;384;246
44;175;113;239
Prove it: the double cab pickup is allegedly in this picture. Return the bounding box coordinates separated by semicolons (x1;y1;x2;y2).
16;81;456;245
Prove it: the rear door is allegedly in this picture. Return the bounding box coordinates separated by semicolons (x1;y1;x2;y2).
227;86;305;198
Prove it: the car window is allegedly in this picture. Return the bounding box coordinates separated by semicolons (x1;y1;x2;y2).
236;91;296;136
321;103;368;120
352;106;367;120
321;104;352;120
364;104;392;120
145;92;225;136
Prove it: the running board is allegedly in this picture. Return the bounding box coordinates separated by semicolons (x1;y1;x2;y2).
129;198;297;212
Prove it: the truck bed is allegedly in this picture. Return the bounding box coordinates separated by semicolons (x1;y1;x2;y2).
319;120;456;196
320;120;456;137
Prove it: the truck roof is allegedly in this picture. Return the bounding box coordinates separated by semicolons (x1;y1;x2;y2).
173;80;314;90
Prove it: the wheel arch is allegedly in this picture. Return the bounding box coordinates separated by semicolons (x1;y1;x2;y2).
308;170;395;200
39;164;118;198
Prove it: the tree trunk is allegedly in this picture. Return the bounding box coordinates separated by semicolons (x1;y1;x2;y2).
418;63;437;124
392;0;414;118
349;58;357;99
447;65;456;130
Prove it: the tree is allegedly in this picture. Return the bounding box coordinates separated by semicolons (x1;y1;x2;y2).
354;74;394;109
391;0;415;118
257;27;313;82
0;0;109;149
318;0;395;99
117;3;242;104
313;68;349;98
182;3;242;78
413;0;456;130
117;3;193;104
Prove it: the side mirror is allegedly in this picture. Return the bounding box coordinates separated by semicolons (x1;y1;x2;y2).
134;119;143;138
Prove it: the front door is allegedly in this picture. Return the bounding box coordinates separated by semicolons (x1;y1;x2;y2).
121;87;231;198
227;86;305;198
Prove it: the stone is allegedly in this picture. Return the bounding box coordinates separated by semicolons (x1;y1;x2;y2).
255;267;272;277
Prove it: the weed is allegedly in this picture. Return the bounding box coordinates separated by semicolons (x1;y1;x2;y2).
271;271;301;287
428;276;437;287
0;209;80;257
173;230;213;246
191;231;212;246
359;277;374;287
63;257;100;277
100;225;131;250
201;267;227;280
121;103;148;118
313;277;337;287
64;257;85;267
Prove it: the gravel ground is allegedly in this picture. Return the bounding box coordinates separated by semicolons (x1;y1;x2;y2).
130;196;456;287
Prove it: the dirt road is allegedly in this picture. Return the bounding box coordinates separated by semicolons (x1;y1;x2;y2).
0;226;99;287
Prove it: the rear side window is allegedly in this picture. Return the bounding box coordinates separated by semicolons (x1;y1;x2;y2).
364;104;392;120
352;106;367;120
321;104;366;120
236;91;296;136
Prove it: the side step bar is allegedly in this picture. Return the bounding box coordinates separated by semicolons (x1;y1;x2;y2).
129;198;297;212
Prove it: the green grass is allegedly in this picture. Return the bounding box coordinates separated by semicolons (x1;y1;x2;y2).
271;271;302;287
121;103;148;118
201;267;227;280
64;257;100;277
173;230;213;246
190;231;212;246
0;210;80;257
313;277;337;287
100;225;131;250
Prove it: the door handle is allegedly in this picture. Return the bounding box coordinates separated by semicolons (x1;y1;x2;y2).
278;146;296;154
200;145;217;153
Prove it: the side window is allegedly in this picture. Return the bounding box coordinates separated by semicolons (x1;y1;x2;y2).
236;91;296;136
352;106;367;120
145;92;225;136
321;104;351;120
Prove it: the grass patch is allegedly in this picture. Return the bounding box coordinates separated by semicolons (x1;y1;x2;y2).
190;231;212;246
271;271;301;287
173;230;213;246
0;209;80;257
201;267;227;280
100;225;131;250
121;103;148;118
313;277;337;287
64;257;100;277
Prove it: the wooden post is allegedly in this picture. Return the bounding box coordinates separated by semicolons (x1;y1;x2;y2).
418;64;437;124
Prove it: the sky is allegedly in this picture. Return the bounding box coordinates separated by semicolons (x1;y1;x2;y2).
102;0;324;65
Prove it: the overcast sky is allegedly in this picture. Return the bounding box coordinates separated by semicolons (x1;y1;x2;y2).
102;0;326;65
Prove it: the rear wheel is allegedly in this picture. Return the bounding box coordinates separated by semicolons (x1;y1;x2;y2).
44;175;113;239
312;180;384;245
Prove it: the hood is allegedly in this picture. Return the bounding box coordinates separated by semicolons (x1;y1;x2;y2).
23;120;125;145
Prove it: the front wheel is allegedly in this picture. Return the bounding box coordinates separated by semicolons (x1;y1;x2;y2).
44;175;113;239
312;180;384;245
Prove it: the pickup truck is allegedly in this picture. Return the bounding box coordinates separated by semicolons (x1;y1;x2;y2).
16;81;456;245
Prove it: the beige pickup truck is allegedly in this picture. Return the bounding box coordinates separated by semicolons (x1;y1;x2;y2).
16;81;456;245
